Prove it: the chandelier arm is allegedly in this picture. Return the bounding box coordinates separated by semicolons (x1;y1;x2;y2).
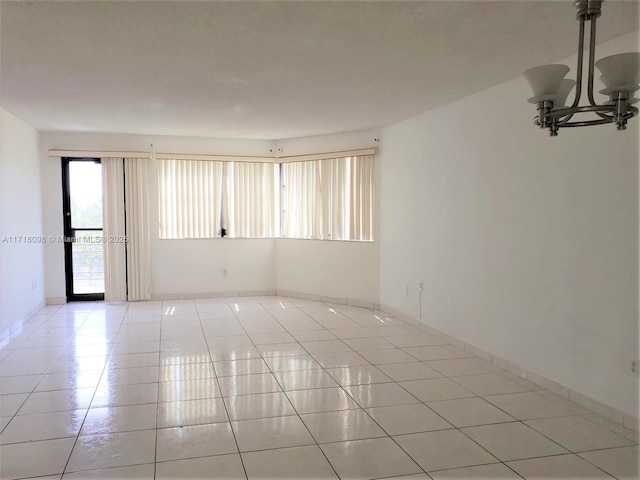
569;16;586;110
586;16;611;120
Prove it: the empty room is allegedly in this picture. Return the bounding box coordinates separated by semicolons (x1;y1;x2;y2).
0;1;638;479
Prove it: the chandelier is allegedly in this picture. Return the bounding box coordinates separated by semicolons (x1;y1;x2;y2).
524;0;639;136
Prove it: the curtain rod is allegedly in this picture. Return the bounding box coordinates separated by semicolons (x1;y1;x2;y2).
156;152;275;163
276;147;377;163
49;147;378;163
48;149;151;159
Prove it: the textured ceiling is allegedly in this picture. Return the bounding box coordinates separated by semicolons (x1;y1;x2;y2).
1;1;638;139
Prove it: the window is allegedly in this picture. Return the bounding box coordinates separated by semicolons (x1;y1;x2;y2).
158;159;279;239
281;155;374;241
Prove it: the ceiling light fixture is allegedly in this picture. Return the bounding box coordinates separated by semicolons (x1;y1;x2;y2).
524;0;639;136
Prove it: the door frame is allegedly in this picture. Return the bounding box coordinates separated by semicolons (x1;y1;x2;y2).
61;157;105;302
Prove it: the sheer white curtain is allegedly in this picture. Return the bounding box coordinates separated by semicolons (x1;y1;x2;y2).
227;162;280;238
158;159;224;239
124;158;152;301
101;158;127;301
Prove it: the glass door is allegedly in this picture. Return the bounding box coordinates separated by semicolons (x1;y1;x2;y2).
62;158;105;301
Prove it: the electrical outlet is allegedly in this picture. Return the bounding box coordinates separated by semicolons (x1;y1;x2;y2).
222;268;228;277
632;361;638;375
419;282;424;292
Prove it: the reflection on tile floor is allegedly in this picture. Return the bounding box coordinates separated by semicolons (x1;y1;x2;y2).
0;296;637;479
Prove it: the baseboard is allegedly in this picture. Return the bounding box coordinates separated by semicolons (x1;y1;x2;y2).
276;289;379;310
0;299;47;343
46;297;66;305
379;303;639;433
151;290;277;300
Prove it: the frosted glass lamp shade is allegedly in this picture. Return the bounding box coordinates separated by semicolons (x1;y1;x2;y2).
524;64;570;103
596;53;640;94
549;79;576;107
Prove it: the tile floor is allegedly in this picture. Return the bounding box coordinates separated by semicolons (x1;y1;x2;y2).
0;296;638;480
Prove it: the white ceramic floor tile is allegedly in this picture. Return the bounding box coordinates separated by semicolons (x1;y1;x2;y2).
256;342;308;357
213;358;270;377
399;378;475;402
394;429;498;472
274;369;338;391
578;446;640;480
1;409;85;444
218;373;282;396
157;397;228;428
286;387;360;413
342;337;396;351
80;404;157;435
62;464;155;480
0;393;29;416
483;391;575;420
0;437;75;480
156;453;246;479
156;422;237;461
311;351;371;368
301;339;353;354
359;348;417;364
18;388;95;415
403;345;468;361
345;383;420;408
451;374;528;396
367;403;452;435
66;430;156;472
224;392;297;420
320;437;422;480
159;362;215;382
386;335;444;348
264;354;323;372
427;397;516;427
461;422;569;461
325;365;392;386
242;445;339;479
301;408;387;443
507;453;615;479
378;362;443;381
524;415;635;452
91;382;158;408
231;415;315;452
429;463;521;479
0;374;43;395
427;359;492;376
158;378;220;402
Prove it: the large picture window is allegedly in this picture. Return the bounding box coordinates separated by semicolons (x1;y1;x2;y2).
158;153;374;241
281;155;374;241
158;159;279;239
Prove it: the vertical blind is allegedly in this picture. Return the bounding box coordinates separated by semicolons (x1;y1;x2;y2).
282;154;374;241
158;159;279;239
159;159;224;239
158;154;374;241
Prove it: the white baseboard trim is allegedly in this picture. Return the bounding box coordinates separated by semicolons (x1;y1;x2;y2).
276;289;379;310
151;290;277;301
379;303;639;433
46;297;66;305
0;299;47;343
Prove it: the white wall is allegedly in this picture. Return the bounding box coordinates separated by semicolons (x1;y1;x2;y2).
276;239;378;304
39;132;277;301
1;108;45;334
379;32;639;417
274;129;381;304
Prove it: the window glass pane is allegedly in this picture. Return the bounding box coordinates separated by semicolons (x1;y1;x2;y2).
70;161;103;228
72;230;104;294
